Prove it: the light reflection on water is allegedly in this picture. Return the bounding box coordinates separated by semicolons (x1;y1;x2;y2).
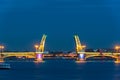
0;60;120;80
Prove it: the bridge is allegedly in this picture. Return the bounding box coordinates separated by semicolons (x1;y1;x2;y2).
1;34;120;63
1;52;120;60
74;35;120;62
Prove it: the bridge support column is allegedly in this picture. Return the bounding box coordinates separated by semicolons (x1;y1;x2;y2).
115;56;120;63
35;53;43;62
77;53;85;61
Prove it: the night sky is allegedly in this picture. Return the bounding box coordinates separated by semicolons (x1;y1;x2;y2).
0;0;120;51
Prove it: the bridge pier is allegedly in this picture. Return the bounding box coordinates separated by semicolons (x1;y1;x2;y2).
35;53;43;62
76;53;86;63
115;55;120;63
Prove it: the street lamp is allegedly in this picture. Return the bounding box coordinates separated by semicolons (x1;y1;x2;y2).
34;45;39;52
0;45;4;58
82;45;86;49
115;46;120;53
0;45;4;53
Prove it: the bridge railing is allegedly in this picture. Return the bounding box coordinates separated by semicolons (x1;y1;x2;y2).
2;52;35;58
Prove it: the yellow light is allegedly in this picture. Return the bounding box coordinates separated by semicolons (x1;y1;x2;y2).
34;45;39;49
115;46;120;50
82;45;86;48
2;46;4;49
0;45;4;49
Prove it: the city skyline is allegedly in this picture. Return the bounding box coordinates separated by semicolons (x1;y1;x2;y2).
0;0;120;51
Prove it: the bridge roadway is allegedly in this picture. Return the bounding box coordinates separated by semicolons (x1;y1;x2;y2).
1;52;120;59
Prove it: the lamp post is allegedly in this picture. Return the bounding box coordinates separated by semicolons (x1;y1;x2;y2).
82;45;86;50
34;45;39;53
115;46;120;53
0;45;4;58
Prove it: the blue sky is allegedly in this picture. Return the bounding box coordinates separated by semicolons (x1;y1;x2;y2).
0;0;120;51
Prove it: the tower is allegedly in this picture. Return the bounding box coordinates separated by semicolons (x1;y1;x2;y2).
74;35;86;61
35;34;47;61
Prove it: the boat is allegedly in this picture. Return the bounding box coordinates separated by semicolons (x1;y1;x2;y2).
0;63;11;69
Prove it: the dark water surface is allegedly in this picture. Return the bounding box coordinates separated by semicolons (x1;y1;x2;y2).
0;60;120;80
